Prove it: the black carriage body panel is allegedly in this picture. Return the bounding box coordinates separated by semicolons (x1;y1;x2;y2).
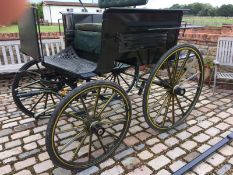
62;13;103;47
18;8;41;60
95;8;183;74
98;0;148;8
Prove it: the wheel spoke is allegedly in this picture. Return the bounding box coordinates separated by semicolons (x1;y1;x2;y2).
30;93;45;112
88;134;93;161
34;104;56;118
175;95;184;116
25;71;45;87
122;72;136;78
182;95;193;103
166;61;172;84
149;92;168;110
101;118;126;125
56;126;85;135
155;76;171;88
101;104;125;119
72;133;88;161
172;52;180;84
80;96;90;117
154;94;170;119
58;130;85;154
172;95;175;125
97;135;107;153
175;51;192;83
161;95;172;127
94;88;101;117
44;93;49;110
116;76;121;86
119;74;130;88
179;72;200;85
63;111;84;120
105;74;112;80
50;94;56;104
105;130;120;140
16;80;42;90
176;59;199;84
97;92;116;118
27;70;41;77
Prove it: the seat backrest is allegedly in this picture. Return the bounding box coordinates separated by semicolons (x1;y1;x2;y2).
94;8;183;74
98;0;148;8
216;37;233;66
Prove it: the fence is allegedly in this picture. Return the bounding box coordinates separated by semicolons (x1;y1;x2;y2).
183;16;233;27
0;38;65;74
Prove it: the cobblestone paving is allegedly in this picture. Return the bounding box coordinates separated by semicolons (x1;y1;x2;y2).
0;75;233;175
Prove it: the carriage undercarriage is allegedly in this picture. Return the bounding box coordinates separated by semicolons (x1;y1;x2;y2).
12;0;204;170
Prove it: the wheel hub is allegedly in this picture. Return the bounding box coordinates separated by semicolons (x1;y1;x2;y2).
173;85;186;96
90;121;105;136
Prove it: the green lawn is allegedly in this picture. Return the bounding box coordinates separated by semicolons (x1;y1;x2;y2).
1;16;233;33
183;16;233;27
0;25;63;33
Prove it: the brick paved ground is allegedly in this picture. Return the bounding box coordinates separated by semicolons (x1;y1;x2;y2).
0;75;233;175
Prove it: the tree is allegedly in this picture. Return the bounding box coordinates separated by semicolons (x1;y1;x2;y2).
30;2;44;19
197;4;216;16
217;4;233;17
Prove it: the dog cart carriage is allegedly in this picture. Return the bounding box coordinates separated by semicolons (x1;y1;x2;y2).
12;0;205;170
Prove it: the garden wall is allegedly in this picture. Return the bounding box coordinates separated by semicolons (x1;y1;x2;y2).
0;32;62;41
179;25;233;60
1;24;233;61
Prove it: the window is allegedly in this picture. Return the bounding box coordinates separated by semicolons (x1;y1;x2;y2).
67;8;73;12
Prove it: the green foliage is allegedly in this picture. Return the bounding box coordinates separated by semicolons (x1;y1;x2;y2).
204;57;214;68
217;4;233;17
30;2;44;19
170;3;233;17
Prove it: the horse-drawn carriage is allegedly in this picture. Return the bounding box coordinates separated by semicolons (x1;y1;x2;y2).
12;0;204;170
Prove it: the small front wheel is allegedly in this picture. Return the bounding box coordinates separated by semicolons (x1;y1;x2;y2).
46;81;131;170
12;60;62;118
143;44;204;132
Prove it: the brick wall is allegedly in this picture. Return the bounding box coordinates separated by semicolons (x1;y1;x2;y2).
1;25;233;60
0;32;62;41
179;25;233;61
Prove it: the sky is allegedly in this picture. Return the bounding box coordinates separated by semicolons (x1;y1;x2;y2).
29;0;233;8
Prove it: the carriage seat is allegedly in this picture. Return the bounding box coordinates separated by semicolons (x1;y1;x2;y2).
73;0;148;55
74;23;102;55
75;23;102;32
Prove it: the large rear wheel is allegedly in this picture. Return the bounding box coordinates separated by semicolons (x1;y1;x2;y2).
143;44;204;132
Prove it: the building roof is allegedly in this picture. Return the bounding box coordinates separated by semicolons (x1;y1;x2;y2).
43;1;99;7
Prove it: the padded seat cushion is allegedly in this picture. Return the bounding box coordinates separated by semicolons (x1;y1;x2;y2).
74;30;101;54
75;23;102;32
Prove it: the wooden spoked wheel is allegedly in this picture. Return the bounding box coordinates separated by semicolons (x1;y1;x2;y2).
46;81;131;170
12;60;66;118
102;62;139;93
143;44;204;131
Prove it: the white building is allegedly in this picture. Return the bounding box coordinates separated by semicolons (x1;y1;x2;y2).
42;1;102;24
